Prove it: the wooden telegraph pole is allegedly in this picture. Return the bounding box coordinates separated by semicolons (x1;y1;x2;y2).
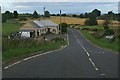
60;10;62;34
44;7;45;20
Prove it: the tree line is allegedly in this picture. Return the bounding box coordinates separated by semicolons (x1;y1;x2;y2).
51;9;119;22
2;9;119;24
2;10;51;23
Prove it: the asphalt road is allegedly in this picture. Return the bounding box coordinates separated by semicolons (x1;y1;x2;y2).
3;28;118;78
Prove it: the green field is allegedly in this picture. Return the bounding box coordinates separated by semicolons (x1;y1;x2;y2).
2;23;21;36
80;27;119;52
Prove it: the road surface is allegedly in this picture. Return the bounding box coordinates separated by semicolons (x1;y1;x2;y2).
3;28;118;78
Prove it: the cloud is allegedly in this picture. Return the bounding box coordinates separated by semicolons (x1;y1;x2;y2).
1;2;118;14
0;0;120;2
15;5;31;9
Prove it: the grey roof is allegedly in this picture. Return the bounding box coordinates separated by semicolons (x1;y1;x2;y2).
20;30;34;32
33;20;58;28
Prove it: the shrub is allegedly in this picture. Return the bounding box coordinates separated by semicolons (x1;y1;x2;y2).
104;29;114;36
60;23;68;33
84;14;98;26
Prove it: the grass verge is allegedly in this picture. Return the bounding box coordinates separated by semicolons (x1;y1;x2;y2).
80;29;119;52
3;38;67;64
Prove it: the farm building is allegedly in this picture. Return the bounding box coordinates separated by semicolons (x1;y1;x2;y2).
20;20;60;38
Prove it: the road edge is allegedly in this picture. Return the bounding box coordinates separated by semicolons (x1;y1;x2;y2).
3;33;69;70
78;29;119;54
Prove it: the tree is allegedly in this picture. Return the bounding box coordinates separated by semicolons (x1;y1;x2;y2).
103;19;110;30
61;14;66;16
79;14;84;18
118;13;120;21
60;23;67;33
51;14;56;16
92;9;101;17
72;14;77;17
103;19;114;36
44;11;50;17
108;11;114;15
32;11;39;18
13;11;18;18
2;13;7;22
84;12;89;18
2;11;13;22
4;11;13;19
84;13;98;26
57;14;60;16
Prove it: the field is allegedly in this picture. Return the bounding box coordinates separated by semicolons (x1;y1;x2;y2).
2;23;21;36
48;16;119;27
17;16;119;28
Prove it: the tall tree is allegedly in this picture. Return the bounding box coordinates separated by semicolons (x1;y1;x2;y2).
92;9;101;17
108;11;114;15
4;11;13;19
32;11;39;18
61;14;66;16
60;23;67;33
84;13;98;26
13;11;18;18
84;12;89;18
72;14;77;17
79;14;84;18
2;13;7;22
44;11;50;17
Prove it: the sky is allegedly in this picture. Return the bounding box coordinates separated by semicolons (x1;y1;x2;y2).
1;1;119;14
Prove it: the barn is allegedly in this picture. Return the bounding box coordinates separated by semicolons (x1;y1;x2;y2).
20;20;60;38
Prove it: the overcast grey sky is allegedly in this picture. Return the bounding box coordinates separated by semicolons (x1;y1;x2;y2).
1;2;119;14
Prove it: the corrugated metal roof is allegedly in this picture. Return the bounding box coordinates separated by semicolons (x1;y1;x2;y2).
33;20;58;27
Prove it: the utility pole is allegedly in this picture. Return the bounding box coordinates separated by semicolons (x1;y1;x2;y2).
44;7;45;20
60;10;62;34
111;10;113;29
64;15;65;23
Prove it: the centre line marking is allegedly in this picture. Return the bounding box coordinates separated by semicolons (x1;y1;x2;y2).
71;29;99;71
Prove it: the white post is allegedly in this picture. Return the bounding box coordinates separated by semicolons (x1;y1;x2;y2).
35;29;37;37
39;29;41;36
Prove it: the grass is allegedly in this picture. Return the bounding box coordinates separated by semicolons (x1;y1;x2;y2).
3;38;67;62
80;29;119;52
80;25;104;29
2;22;67;63
2;23;21;36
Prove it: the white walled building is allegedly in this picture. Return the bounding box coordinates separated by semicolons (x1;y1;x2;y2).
20;20;60;38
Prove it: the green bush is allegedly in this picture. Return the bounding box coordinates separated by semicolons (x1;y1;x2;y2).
104;29;114;35
84;14;98;26
60;23;68;33
51;38;66;44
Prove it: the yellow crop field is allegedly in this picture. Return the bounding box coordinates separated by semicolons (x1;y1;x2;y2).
49;16;86;25
18;16;119;27
48;16;105;25
48;16;119;27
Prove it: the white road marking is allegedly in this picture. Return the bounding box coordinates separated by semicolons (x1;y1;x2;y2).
100;74;105;76
23;57;32;61
86;52;90;57
67;34;70;46
72;29;99;71
4;33;70;70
